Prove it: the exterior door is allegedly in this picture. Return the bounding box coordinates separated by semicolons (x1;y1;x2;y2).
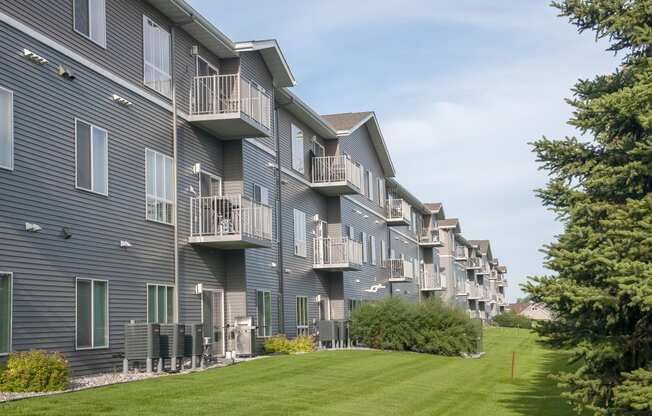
314;218;327;264
201;290;225;356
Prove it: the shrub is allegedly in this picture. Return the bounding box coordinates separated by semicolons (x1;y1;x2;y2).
494;311;532;329
349;297;480;355
0;350;69;392
264;335;315;354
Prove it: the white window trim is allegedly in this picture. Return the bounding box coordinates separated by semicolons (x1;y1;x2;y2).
312;138;325;157
75;118;108;196
296;296;309;336
198;169;222;197
0;272;12;356
256;290;272;339
361;231;368;264
142;15;171;98
75;277;109;350
72;0;107;48
146;283;175;324
253;183;270;206
293;209;307;257
145;148;175;226
370;235;377;266
0;87;13;172
291;124;305;174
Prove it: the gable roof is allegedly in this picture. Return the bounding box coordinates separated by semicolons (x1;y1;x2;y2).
439;218;461;233
234;40;296;87
275;88;337;139
321;112;396;177
507;303;529;314
424;202;446;219
468;240;492;259
386;178;429;214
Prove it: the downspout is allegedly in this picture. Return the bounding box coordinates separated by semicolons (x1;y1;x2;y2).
387;226;393;298
171;26;180;323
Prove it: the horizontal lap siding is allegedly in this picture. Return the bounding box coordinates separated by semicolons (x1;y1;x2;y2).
0;22;174;375
240;52;275;150
277;108;329;338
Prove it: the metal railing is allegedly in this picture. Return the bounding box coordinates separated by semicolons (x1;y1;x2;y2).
313;237;362;267
419;269;445;290
311;156;362;189
386;199;410;223
385;259;416;281
467;257;481;268
420;229;441;245
190;195;272;241
466;281;481;298
190;74;272;130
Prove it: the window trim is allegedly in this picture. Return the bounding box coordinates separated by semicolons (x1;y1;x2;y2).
142;15;171;98
370;235;377;266
195;55;219;77
198;169;222;197
253;183;269;207
75;277;109;351
312;138;325;158
72;0;107;48
145;148;175;226
0;272;13;356
146;283;175;324
256;290;272;338
0;87;13;172
74;118;109;196
291;123;305;174
293;208;307;258
296;296;309;337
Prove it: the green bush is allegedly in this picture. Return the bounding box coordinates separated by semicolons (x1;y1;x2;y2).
349;297;480;355
0;350;69;392
494;311;532;329
264;335;315;354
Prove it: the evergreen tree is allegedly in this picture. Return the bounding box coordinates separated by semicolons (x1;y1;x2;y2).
526;1;652;414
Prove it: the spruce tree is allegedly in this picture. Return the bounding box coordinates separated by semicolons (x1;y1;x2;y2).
526;0;652;414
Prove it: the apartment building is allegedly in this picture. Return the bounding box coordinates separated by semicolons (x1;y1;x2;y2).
0;0;507;375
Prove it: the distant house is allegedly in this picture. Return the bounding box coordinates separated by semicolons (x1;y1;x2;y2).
507;303;553;321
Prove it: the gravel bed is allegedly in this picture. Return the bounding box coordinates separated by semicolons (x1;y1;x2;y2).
0;356;265;403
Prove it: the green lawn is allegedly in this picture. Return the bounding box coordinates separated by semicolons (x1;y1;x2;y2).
1;328;573;415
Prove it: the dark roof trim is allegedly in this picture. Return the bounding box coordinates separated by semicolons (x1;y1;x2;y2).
275;88;338;139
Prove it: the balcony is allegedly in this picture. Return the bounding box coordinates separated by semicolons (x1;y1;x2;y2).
385;259;416;282
310;156;362;196
465;282;481;299
419;270;446;291
313;237;362;271
419;229;443;247
189;74;272;139
454;246;467;261
385;199;411;226
467;257;482;269
189;195;272;249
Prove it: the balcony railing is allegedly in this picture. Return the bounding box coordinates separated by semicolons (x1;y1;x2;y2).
189;195;272;247
311;156;362;193
466;282;481;299
386;259;416;282
454;246;467;260
419;229;442;246
313;237;362;269
420;270;446;291
190;74;272;131
467;257;481;269
386;199;410;224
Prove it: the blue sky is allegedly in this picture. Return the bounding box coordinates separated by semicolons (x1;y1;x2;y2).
188;0;620;300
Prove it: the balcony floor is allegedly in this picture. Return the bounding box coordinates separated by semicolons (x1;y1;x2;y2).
419;241;444;248
310;181;360;196
386;218;410;227
188;234;272;249
388;277;414;283
420;287;446;291
188;113;270;139
313;262;362;272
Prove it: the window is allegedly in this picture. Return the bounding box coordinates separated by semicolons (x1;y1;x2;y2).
146;149;175;225
361;232;368;263
291;124;304;173
76;119;108;195
370;235;377;266
296;296;309;336
293;209;307;257
76;278;108;349
143;16;171;97
0;273;11;354
366;170;373;201
312;137;325;158
345;225;354;240
147;284;174;324
380;239;387;267
74;0;106;47
199;171;221;197
0;88;12;171
348;299;363;315
253;184;269;206
377;178;386;207
256;290;272;337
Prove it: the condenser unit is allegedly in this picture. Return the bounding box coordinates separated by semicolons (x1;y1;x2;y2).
318;320;337;348
184;323;204;369
123;322;160;373
160;323;185;370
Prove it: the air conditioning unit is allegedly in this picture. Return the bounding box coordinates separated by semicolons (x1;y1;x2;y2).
233;316;255;357
159;323;185;370
318;320;337;348
335;320;350;348
124;323;160;373
184;323;204;369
